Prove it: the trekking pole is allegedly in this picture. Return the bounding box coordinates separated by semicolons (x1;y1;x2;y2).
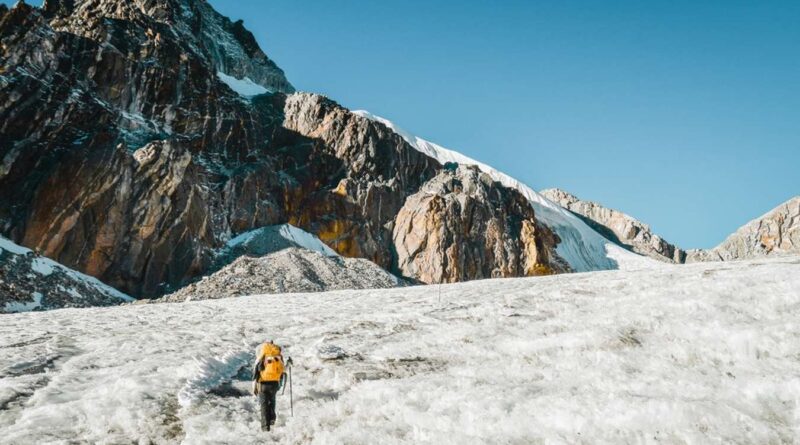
289;363;294;417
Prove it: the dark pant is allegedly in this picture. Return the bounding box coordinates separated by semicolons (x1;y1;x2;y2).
258;381;280;428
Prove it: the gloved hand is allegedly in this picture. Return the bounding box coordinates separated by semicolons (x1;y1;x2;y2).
252;381;259;396
286;357;293;367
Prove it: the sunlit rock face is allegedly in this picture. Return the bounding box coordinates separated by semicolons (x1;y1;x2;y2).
394;165;568;284
0;0;568;297
686;197;800;262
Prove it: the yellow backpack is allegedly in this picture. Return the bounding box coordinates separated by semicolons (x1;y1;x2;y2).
258;343;284;382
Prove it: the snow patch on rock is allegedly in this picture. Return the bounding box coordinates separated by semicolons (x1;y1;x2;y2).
227;224;337;257
3;292;43;313
217;71;271;97
30;258;55;276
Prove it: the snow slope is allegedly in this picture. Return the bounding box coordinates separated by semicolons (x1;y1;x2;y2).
1;257;799;444
352;110;655;272
0;236;132;313
225;224;338;258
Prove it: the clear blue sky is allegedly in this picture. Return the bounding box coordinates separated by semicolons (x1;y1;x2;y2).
7;0;799;249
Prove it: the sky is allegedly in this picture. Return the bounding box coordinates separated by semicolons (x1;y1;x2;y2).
5;0;799;249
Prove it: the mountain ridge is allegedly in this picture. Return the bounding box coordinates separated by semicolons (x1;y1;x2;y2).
0;0;579;298
540;188;800;263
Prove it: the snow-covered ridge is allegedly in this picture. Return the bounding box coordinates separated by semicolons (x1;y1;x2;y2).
352;110;655;272
225;224;338;257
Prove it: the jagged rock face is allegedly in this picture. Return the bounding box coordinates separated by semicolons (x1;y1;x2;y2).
0;0;284;296
41;0;294;93
154;247;403;303
0;1;440;297
394;165;568;283
281;93;441;267
687;197;800;262
0;0;563;298
0;236;131;313
541;189;686;263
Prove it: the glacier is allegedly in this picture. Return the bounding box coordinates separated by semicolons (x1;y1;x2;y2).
0;256;798;443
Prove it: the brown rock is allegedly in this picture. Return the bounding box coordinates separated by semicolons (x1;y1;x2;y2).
393;165;568;283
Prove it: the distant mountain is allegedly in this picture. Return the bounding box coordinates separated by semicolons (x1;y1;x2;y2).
541;189;800;264
0;236;132;313
687;197;800;262
540;189;685;263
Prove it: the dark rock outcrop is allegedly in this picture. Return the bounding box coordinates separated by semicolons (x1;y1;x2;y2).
0;236;132;313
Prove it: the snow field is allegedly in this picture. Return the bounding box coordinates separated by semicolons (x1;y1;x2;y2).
0;257;799;444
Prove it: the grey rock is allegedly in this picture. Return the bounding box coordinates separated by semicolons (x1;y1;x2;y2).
541;188;686;263
156;248;403;302
687;197;800;262
0;236;131;313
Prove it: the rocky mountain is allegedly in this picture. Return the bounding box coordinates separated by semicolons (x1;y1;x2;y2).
394;164;568;283
155;247;403;303
540;189;686;263
0;236;132;313
0;0;577;298
353;111;654;273
686;197;800;262
541;189;800;264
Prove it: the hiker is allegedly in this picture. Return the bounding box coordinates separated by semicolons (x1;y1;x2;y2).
252;340;292;431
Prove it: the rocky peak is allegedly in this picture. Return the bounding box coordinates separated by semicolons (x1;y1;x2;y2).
687;196;800;262
35;0;293;93
541;188;685;263
393;164;568;283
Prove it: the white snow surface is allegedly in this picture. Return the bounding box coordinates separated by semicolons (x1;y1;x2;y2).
29;258;54;276
1;256;799;444
277;224;338;257
352;110;655;272
226;224;338;257
216;71;271;97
